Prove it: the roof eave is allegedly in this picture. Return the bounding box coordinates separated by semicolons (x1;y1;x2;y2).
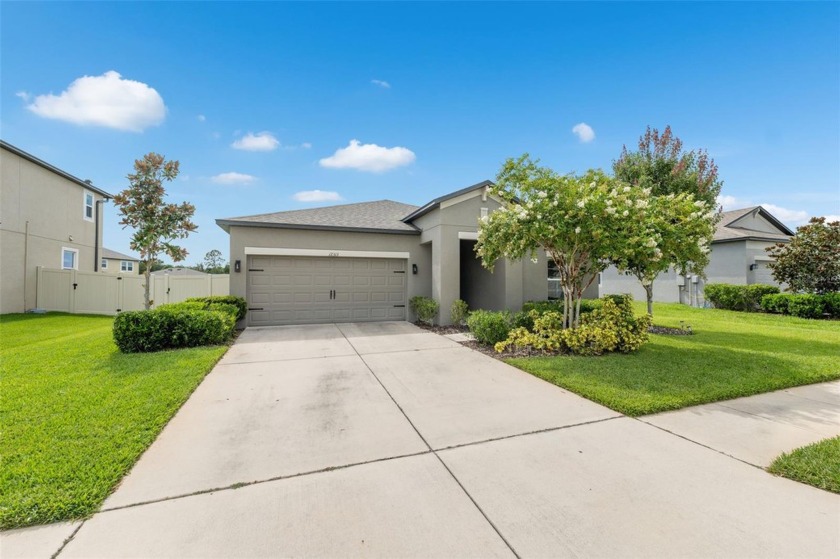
1;139;114;198
215;219;421;236
401;180;494;223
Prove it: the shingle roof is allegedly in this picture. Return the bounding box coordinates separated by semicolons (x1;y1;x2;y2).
401;180;494;222
714;206;793;243
217;200;421;234
151;267;208;276
101;248;138;260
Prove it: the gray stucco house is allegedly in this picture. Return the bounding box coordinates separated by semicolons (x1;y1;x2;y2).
217;181;547;326
1;140;112;314
597;206;794;305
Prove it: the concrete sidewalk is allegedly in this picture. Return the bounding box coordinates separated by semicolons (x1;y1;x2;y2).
7;323;839;558
643;380;840;466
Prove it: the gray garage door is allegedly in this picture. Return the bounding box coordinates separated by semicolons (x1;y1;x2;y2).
247;255;407;326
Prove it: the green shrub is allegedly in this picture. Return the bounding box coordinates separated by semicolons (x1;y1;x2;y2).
409;296;439;325
704;283;779;311
761;293;792;314
113;308;235;353
497;295;650;356
184;296;248;321
467;310;512;345
511;310;535;332
788;294;826;319
821;293;840;318
158;301;239;320
450;299;470;326
743;285;780;310
518;299;601;332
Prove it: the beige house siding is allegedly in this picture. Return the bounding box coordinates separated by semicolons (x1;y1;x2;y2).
1;145;108;314
100;257;139;275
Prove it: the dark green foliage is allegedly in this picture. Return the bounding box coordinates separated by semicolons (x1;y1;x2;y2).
467;310;512;345
409;296;439;325
704;283;779;311
822;293;840;317
185;296;247;321
766;217;840;294
760;293;792;314
787;294;826;319
520;299;601;331
113;308;235;353
450;299;470;326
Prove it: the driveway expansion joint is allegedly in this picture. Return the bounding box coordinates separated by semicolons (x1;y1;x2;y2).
51;520;85;559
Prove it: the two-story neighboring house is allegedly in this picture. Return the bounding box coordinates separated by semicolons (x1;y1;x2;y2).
100;248;140;275
1;140;114;314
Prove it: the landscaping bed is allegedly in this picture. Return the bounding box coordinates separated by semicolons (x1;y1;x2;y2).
0;313;228;528
504;303;840;416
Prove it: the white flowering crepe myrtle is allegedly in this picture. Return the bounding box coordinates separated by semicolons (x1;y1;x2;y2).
610;193;717;316
477;155;653;329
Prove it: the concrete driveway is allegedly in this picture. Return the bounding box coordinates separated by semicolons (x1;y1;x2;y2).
14;322;839;558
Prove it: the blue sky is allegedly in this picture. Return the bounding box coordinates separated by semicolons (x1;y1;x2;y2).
2;2;838;264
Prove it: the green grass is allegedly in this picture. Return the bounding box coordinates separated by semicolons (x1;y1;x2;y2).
507;303;840;416
0;313;228;529
768;437;840;493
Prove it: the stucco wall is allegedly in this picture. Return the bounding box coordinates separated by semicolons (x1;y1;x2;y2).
598;266;683;303
226;225;430;320
100;257;140;275
1;148;106;314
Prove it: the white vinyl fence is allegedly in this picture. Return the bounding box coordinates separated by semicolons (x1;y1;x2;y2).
36;267;229;315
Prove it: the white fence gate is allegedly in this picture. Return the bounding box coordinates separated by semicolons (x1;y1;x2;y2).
36;267;230;315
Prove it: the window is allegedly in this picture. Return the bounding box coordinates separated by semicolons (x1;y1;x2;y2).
84;191;94;221
101;258;108;269
121;261;134;272
62;247;79;270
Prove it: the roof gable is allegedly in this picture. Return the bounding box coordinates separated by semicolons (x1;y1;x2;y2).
715;206;794;243
401;180;494;223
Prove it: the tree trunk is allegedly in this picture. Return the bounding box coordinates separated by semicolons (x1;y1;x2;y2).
575;293;582;328
645;284;654;317
144;265;152;310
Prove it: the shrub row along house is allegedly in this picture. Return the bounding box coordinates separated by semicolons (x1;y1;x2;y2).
0;141;141;314
217;182;794;327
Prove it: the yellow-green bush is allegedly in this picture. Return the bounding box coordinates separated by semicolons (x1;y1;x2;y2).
495;295;650;356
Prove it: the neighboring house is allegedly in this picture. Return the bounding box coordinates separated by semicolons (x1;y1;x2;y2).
100;248;140;275
217;181;547;326
597;206;794;305
1;140;113;314
151;267;208;276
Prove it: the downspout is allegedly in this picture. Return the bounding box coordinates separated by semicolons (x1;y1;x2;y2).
94;199;105;271
24;220;30;310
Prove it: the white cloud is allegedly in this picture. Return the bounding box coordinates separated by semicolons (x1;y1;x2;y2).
301;142;312;149
717;194;749;211
15;91;30;102
293;190;343;202
821;214;840;223
371;79;391;89
26;71;165;132
319;139;416;173
197;114;206;122
231;131;280;151
211;172;257;185
760;204;810;226
572;122;595;143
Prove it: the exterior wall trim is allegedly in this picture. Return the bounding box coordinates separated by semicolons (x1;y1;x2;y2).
244;246;410;259
457;231;479;240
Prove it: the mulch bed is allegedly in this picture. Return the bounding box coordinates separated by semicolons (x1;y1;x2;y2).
648;325;694;335
413;322;469;335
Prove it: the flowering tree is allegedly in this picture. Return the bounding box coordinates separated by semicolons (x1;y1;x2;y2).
613;125;723;207
610;193;716;316
766;217;840;293
113;153;197;309
477;155;651;329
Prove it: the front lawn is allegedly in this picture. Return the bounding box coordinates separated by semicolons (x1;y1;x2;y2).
0;313;228;529
768;436;840;494
507;303;840;416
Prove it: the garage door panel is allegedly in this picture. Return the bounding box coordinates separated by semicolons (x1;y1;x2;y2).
247;256;407;326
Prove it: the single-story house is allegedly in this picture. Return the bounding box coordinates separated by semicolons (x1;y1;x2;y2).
1;140;112;314
597;206;794;305
217;181;547;326
100;248;140;275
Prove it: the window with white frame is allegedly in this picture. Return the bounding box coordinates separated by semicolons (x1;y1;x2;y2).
84;191;94;221
62;247;79;270
121;261;134;272
101;258;108;269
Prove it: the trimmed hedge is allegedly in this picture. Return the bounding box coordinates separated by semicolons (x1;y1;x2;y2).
158;301;240;320
467;310;512;345
760;293;838;319
184;296;247;321
409;296;439;325
114;308;235;353
704;283;780;311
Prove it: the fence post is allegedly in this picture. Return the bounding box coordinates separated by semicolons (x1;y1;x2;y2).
36;266;42;309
